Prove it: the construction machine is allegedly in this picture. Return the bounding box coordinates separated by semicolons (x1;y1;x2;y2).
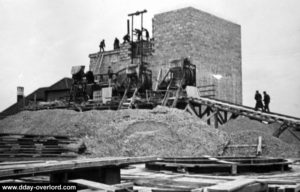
155;58;196;108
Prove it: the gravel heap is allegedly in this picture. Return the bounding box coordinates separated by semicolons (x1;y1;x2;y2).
0;108;298;158
0;107;229;157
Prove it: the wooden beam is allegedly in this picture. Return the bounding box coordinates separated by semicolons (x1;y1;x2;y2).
203;179;257;192
223;111;228;123
198;104;202;117
217;112;225;124
204;110;217;124
193;105;200;116
78;183;134;192
214;109;219;128
70;179;124;192
257;136;262;156
78;189;105;192
184;104;198;117
199;105;211;119
226;144;265;148
273;123;289;138
288;129;300;142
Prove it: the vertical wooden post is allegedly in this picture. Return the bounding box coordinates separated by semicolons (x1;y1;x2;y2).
199;104;202;117
207;108;211;125
257;136;262;156
214;109;219;128
224;111;228;123
231;164;237;175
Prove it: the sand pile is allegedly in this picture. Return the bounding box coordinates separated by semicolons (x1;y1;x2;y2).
220;117;299;157
0;106;229;157
0;108;298;158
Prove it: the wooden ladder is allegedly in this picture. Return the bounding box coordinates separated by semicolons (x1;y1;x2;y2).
171;72;186;108
162;79;173;106
118;78;132;110
128;87;139;109
95;53;104;73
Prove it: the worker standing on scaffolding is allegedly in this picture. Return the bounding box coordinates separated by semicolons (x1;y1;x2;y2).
99;40;105;52
142;27;149;41
254;90;263;111
134;29;142;41
263;91;271;112
123;34;130;44
114;38;120;49
107;66;113;87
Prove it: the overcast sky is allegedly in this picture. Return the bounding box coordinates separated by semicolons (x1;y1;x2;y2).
0;0;299;117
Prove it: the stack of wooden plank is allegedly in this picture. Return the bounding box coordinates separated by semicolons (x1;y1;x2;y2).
0;133;79;161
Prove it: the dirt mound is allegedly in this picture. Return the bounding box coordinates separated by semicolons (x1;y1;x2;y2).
220;117;299;157
1;108;298;158
0;106;229;157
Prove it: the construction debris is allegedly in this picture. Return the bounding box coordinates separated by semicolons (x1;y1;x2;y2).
0;133;85;161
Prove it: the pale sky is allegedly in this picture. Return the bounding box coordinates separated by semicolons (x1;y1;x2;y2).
0;0;300;117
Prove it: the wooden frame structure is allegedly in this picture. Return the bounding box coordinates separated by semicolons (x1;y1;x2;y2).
184;96;300;137
146;156;290;175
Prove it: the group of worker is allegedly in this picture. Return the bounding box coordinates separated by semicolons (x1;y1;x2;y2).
99;27;150;52
254;90;271;112
98;37;126;52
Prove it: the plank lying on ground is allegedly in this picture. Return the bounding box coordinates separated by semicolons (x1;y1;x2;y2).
202;156;237;165
152;188;191;192
0;156;157;178
78;189;105;192
70;179;124;192
191;179;256;192
226;144;265;148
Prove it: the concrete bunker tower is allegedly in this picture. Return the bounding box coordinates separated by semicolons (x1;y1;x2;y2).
152;7;242;104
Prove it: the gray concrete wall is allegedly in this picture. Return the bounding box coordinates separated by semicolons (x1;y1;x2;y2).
152;7;242;104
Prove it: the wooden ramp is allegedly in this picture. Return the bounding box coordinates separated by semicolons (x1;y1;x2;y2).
185;90;300;137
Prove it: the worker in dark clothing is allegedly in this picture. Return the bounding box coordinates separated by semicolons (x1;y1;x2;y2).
85;71;95;84
114;38;120;50
263;91;271;112
107;66;113;87
99;40;105;52
142;27;149;41
254;90;263;111
134;29;142;41
123;34;130;44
